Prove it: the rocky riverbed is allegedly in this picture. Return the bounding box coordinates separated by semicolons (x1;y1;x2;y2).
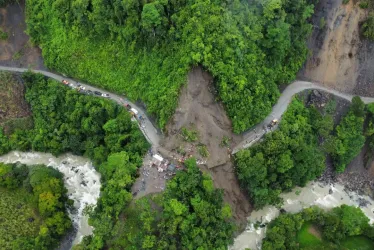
230;180;374;250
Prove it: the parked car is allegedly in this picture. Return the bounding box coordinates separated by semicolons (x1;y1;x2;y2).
86;90;93;95
94;91;102;96
62;80;69;85
102;93;110;98
124;104;131;110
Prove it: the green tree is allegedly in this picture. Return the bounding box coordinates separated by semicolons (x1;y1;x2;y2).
141;3;162;32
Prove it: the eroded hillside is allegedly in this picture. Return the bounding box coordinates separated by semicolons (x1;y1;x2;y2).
300;0;374;96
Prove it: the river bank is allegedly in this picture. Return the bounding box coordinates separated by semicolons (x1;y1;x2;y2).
230;180;374;250
0;151;101;248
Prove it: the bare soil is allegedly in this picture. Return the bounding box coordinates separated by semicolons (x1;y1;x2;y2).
162;67;242;167
131;152;168;199
299;0;374;96
0;71;31;134
162;67;251;224
308;225;322;240
0;1;45;69
299;1;374;197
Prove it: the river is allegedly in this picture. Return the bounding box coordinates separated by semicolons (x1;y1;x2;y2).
0;151;101;247
2;151;374;250
230;181;374;250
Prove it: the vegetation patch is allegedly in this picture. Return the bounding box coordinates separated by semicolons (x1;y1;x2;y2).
0;162;71;249
0;187;41;249
0;29;8;40
324;97;366;172
181;127;199;142
197;143;209;158
359;1;374;40
263;205;374;250
0;72;150;248
106;159;235;249
341;236;374;250
26;0;316;132
235;98;332;208
235;95;368;208
297;222;322;248
0;72;31;133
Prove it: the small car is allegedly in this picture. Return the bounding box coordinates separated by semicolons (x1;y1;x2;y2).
102;93;110;98
94;91;102;96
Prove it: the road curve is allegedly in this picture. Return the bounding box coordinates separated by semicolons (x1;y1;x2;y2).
2;66;374;155
0;66;162;146
232;81;374;154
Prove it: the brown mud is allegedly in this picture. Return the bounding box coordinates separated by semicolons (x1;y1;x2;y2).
0;72;31;134
299;0;374;96
162;67;251;224
0;1;45;69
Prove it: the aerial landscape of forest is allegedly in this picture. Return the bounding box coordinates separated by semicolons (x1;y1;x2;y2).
2;0;374;249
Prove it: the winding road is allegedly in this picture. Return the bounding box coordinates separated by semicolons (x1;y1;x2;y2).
2;66;374;155
0;66;161;146
232;81;374;153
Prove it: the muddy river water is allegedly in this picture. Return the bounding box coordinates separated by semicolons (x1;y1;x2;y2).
230;181;374;250
2;151;374;250
0;151;101;247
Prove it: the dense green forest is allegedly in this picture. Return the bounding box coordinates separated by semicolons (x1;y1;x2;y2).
325;97;366;173
235;98;330;208
262;205;374;250
235;95;369;208
0;72;234;249
0;72;150;248
77;158;235;249
0;162;71;249
25;0;317;132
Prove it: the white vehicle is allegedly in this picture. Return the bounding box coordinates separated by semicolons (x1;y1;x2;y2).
130;108;139;115
102;93;110;98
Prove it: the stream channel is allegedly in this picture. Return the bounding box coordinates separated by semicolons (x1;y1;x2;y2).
0;151;101;248
230;181;374;250
2;151;374;250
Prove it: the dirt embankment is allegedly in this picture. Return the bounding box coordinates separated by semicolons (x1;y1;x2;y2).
0;72;31;134
0;2;45;69
299;0;374;95
162;67;251;224
299;0;374;203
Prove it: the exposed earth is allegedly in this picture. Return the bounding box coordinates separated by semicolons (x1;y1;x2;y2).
299;0;374;96
162;67;242;168
161;67;251;223
0;1;45;69
0;71;31;134
4;0;374;238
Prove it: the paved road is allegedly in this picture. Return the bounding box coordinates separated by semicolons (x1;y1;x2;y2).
232;81;374;154
0;66;161;146
2;66;374;155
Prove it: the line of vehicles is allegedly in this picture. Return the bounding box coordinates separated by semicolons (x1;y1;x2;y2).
62;79;144;127
62;79;110;98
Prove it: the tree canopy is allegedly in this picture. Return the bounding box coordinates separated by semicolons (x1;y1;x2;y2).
25;0;316;132
235;98;330;208
325;96;366;172
0;72;150;248
104;158;235;250
0;162;72;250
262;205;374;250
